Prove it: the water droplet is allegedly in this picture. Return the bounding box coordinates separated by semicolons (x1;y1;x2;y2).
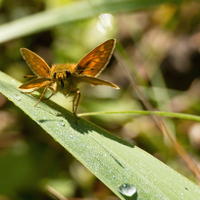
14;95;21;101
69;135;74;139
60;121;65;127
118;184;137;197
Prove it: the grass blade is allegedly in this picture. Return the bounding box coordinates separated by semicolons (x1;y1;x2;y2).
0;0;183;43
0;71;200;199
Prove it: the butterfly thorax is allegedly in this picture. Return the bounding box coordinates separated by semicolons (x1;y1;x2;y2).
50;64;78;95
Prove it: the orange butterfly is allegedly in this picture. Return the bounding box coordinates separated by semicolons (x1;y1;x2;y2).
19;39;119;123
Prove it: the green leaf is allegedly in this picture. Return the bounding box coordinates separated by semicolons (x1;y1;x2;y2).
0;71;200;199
0;0;183;43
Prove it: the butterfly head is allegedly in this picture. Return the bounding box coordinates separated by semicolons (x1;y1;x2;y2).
51;64;72;78
51;64;74;88
52;70;71;79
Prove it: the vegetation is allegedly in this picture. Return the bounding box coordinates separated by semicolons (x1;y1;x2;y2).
0;0;200;199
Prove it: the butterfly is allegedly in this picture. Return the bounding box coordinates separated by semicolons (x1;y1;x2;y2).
19;39;119;123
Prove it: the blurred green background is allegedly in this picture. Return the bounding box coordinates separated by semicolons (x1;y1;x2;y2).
0;0;200;199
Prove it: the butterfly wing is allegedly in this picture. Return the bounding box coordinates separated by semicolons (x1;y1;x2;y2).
75;39;116;77
76;75;119;89
20;48;51;78
19;77;52;90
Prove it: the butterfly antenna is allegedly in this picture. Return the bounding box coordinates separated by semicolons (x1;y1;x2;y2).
23;75;37;78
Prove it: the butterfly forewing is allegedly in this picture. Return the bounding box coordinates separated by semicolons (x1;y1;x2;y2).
20;48;51;78
75;39;116;77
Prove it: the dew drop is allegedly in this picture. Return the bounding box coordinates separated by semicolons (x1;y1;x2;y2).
69;135;74;139
118;183;137;197
14;95;21;101
60;121;65;127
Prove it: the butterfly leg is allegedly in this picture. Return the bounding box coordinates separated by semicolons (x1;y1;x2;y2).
22;87;53;105
34;86;48;106
41;93;54;100
72;90;81;124
20;82;55;106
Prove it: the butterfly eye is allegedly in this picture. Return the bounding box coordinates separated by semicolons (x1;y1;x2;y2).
66;71;71;78
53;72;57;79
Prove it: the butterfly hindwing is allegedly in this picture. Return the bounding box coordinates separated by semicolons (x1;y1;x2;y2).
76;75;119;89
19;77;52;90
